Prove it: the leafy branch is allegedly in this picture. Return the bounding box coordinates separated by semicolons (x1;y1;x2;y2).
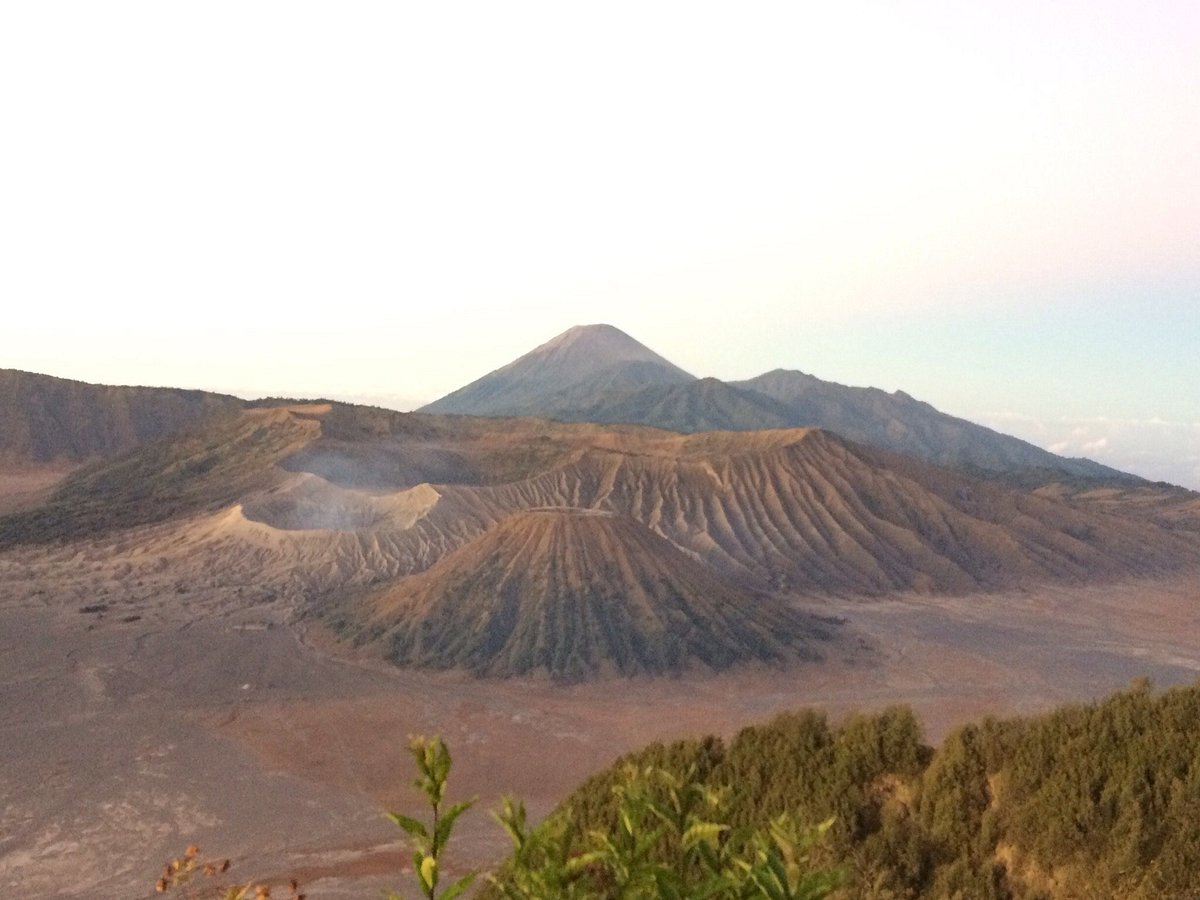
386;735;478;900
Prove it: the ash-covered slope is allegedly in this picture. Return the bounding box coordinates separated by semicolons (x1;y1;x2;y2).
421;324;694;416
448;428;1194;596
344;508;835;680
0;368;244;463
4;403;1193;597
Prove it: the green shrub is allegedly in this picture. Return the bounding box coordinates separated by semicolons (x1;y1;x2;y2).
389;737;841;900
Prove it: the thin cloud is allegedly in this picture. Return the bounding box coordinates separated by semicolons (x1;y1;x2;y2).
971;412;1200;490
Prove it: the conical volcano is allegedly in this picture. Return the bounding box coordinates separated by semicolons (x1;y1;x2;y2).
421;324;695;416
349;507;835;681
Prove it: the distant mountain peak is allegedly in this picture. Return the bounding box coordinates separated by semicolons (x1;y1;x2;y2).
545;322;630;344
514;323;683;367
421;324;695;416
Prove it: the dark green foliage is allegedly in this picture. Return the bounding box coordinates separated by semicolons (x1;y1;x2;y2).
980;680;1200;898
506;683;1200;899
489;761;842;900
389;732;840;900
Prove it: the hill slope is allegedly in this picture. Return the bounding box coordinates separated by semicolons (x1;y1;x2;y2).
421;324;695;416
0;405;321;547
345;508;835;680
733;369;1125;479
0;369;244;463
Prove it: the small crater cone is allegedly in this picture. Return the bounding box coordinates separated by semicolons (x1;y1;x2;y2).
350;508;835;681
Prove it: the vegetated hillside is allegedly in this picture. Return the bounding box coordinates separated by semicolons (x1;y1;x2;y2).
0;405;322;547
421;323;695;416
1030;478;1200;534
500;681;1200;900
334;508;839;680
0;368;244;463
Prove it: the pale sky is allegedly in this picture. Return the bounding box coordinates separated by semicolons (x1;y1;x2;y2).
2;2;1197;487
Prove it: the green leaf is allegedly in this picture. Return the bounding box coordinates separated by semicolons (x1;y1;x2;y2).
641;796;677;828
564;850;606;874
618;807;635;837
749;865;786;900
434;798;476;854
694;840;721;873
766;850;790;894
437;871;477;900
654;869;683;900
682;821;728;851
388;812;430;844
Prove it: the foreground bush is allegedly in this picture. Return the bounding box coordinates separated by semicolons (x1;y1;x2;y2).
158;680;1200;899
391;736;841;900
545;681;1200;899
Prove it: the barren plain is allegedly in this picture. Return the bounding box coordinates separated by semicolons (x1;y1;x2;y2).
1;557;1196;898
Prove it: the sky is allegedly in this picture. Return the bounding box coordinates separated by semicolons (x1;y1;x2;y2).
1;2;1197;488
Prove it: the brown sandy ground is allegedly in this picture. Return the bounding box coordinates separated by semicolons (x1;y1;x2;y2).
0;566;1197;899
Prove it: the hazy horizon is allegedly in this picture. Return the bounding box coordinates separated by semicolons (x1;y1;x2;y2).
2;2;1196;488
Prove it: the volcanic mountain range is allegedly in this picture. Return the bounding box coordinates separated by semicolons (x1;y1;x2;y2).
423;324;1129;481
1;326;1197;681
